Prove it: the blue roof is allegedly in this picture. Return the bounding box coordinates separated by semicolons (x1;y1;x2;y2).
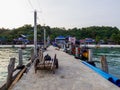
85;40;93;43
85;38;94;43
55;36;65;39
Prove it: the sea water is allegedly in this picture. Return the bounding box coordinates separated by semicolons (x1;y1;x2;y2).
93;47;120;79
0;47;31;86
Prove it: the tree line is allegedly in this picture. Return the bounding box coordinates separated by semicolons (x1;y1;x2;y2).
0;24;120;44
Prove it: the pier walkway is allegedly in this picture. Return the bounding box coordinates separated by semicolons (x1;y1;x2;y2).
12;46;119;90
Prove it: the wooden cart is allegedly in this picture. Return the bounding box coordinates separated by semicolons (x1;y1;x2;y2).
34;50;58;74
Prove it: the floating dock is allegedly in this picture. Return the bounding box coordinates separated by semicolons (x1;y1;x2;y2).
11;46;119;90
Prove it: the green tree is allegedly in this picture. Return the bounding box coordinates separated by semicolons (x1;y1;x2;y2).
95;36;101;44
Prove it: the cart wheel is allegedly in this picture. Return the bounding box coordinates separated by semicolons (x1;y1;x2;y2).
52;62;55;74
54;54;59;69
34;64;37;73
55;59;59;69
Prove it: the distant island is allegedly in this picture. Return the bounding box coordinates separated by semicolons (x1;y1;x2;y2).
0;24;120;45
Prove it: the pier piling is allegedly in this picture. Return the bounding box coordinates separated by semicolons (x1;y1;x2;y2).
88;49;93;61
31;48;34;62
18;49;23;67
6;58;15;89
100;55;109;73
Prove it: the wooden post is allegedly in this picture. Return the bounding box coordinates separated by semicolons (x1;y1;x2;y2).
69;43;72;54
40;50;43;62
75;47;79;58
18;48;23;67
31;48;34;62
100;55;109;73
37;49;43;62
6;58;15;89
47;36;50;46
63;44;66;52
88;49;92;61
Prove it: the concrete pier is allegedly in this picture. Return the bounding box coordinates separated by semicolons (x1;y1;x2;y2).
12;46;119;90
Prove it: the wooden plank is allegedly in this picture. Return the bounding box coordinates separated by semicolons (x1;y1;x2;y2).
8;67;26;90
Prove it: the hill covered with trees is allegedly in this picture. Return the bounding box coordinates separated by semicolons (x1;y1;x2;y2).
0;24;120;44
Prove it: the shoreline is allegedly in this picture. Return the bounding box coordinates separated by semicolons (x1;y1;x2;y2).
0;45;34;48
0;44;120;48
81;44;120;48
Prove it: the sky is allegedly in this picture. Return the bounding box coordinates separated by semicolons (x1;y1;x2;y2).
0;0;120;29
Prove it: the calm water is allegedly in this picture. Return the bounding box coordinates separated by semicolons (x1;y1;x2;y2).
0;47;31;86
93;48;120;79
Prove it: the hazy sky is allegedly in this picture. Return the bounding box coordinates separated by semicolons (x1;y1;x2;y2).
0;0;120;29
